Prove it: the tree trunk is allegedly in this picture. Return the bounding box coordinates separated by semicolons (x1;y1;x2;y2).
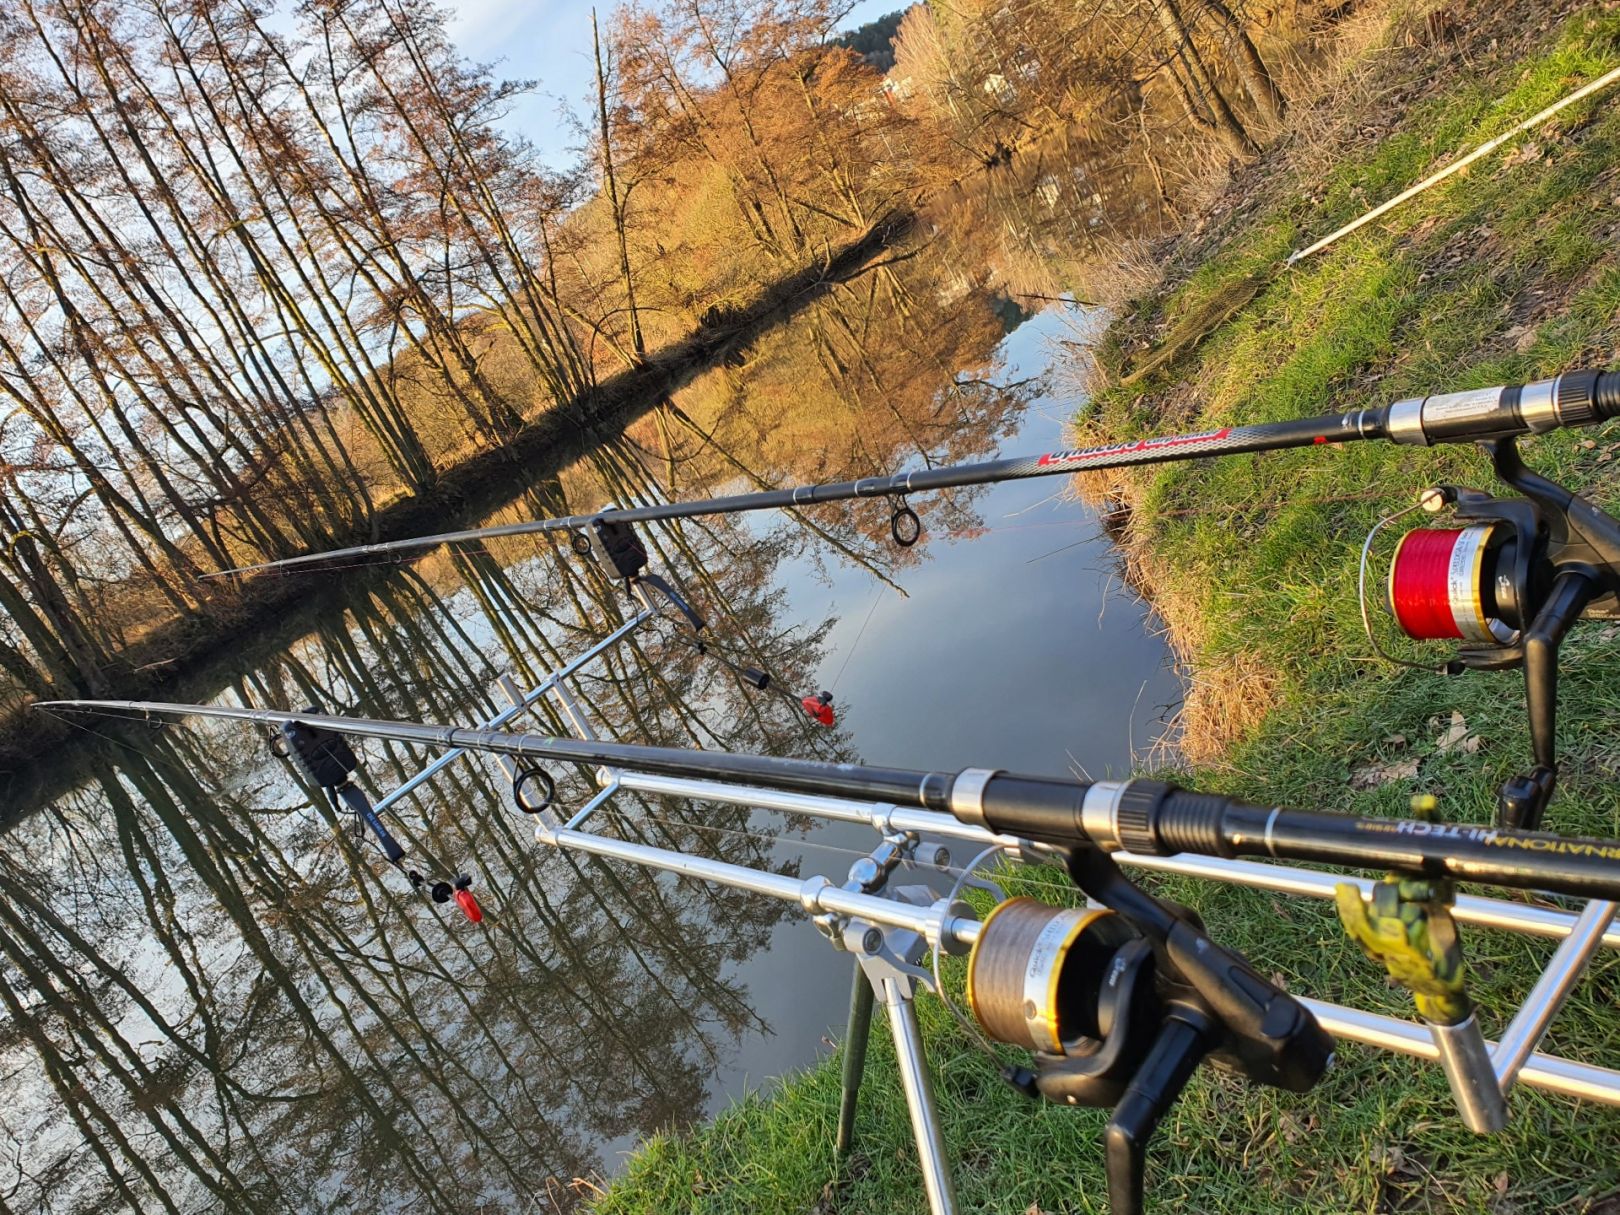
1197;0;1287;126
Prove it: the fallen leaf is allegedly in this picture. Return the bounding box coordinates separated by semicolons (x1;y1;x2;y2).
1435;710;1480;755
1351;756;1422;789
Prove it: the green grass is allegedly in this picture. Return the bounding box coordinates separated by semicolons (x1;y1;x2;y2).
597;7;1620;1213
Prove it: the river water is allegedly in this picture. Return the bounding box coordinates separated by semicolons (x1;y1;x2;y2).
5;142;1180;1213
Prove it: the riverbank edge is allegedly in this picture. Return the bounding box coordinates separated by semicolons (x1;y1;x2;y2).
2;212;914;810
590;4;1620;1213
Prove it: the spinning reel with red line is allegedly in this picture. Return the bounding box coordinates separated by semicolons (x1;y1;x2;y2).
1362;434;1620;829
275;716;483;923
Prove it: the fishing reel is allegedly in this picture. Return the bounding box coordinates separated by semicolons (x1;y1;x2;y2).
965;850;1332;1215
1361;437;1620;828
276;716;483;923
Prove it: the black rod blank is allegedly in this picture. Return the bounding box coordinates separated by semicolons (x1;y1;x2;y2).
40;699;1620;903
210;370;1620;579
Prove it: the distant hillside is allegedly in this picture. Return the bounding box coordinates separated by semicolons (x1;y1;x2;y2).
833;7;907;72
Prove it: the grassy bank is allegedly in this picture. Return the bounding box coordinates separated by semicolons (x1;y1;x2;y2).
595;5;1620;1212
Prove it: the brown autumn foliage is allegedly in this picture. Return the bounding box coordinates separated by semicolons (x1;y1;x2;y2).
0;0;1308;725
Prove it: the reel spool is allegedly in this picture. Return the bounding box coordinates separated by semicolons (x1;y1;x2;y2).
1359;486;1542;669
1387;523;1521;645
966;897;1138;1056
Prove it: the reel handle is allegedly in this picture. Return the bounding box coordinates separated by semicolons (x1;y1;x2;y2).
1104;1005;1212;1215
1066;848;1332;1094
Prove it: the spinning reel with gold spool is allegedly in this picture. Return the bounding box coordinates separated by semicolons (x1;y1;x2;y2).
964;848;1332;1214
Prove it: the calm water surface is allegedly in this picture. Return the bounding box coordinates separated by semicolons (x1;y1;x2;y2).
7;140;1182;1212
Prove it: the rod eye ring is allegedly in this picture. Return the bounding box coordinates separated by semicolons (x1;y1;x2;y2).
890;502;921;548
570;531;592;557
512;765;556;815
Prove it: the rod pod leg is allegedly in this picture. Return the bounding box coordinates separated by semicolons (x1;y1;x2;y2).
879;975;960;1215
836;962;876;1156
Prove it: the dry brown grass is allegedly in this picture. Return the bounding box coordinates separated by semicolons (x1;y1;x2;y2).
1053;449;1283;768
1278;0;1455;183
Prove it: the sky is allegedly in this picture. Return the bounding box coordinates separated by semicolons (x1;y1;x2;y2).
441;0;902;170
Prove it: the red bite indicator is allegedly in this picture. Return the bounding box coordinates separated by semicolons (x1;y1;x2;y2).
802;692;836;726
454;888;483;923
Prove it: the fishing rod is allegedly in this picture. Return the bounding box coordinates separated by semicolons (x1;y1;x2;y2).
209;367;1620;828
37;698;1620;903
40;694;1620;1212
213;369;1620;579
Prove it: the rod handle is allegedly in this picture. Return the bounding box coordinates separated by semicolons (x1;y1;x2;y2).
1589;370;1620;420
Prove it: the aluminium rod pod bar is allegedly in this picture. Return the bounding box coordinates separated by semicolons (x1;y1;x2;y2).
211;370;1620;578
371;608;654;816
529;817;981;953
38;699;1620;904
593;766;1620;951
584;762;1620;1120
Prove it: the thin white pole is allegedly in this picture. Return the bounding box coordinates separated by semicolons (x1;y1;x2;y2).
1288;63;1620;264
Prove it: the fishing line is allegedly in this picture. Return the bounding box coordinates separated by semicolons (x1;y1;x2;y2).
932;842;1010;1059
614;811;915;867
1024;532;1103;565
829;580;885;695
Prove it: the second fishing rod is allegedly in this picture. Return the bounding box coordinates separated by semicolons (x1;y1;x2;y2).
40;698;1620;904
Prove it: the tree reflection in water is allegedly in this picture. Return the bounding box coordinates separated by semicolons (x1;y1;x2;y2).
1;140;1166;1211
